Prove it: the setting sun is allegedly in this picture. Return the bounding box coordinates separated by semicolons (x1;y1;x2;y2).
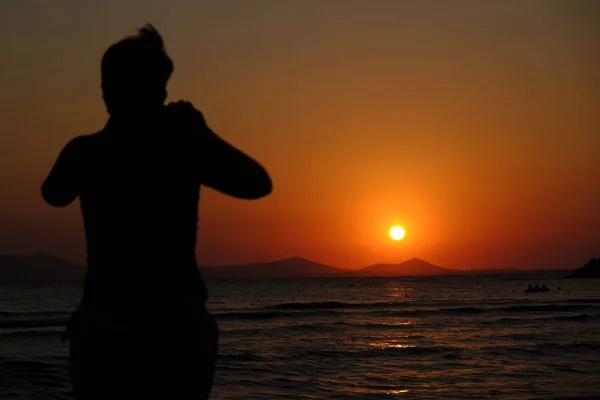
389;226;405;241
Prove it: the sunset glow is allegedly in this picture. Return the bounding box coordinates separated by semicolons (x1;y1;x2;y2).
0;1;598;271
4;4;599;399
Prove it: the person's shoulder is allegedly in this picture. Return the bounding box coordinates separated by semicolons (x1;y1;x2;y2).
62;131;104;155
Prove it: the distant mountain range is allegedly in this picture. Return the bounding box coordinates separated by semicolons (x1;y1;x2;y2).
0;253;85;282
566;257;600;278
199;257;458;279
0;253;588;282
359;258;455;276
200;258;547;279
200;257;344;279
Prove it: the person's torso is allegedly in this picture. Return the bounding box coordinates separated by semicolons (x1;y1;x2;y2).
76;111;207;309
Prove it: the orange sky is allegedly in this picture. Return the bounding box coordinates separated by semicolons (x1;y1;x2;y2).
1;1;599;270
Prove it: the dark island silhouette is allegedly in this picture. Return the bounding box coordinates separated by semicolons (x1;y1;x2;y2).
0;253;582;282
201;257;345;279
359;257;456;276
0;253;83;282
566;257;600;278
0;254;457;281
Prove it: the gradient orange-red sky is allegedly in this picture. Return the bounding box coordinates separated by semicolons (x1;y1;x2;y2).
1;0;599;270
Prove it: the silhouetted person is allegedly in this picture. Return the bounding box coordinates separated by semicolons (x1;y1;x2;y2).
42;24;272;400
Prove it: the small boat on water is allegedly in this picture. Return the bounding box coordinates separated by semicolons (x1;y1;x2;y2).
525;284;550;293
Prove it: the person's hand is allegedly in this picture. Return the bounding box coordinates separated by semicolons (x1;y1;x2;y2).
165;100;207;130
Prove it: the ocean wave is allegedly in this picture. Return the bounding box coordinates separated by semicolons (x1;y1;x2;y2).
214;311;282;320
0;317;69;329
542;341;600;351
485;341;600;354
498;304;597;313
369;304;599;318
266;301;408;310
0;310;70;318
3;303;597;329
221;320;412;336
295;345;461;359
219;321;354;337
2;309;325;326
335;321;415;329
214;309;340;321
266;301;599;315
0;330;63;339
366;307;483;318
554;314;600;322
218;352;264;362
482;313;600;325
564;299;600;304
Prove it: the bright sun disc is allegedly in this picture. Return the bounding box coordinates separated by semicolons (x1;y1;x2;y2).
389;226;405;241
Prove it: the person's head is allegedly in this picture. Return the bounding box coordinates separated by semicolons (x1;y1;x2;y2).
101;24;173;116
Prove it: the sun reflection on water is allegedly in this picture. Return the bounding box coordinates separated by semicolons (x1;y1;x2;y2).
378;321;412;326
386;389;410;395
384;285;412;299
369;341;417;349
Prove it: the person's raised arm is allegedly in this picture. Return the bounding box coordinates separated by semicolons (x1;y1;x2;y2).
200;129;272;199
168;101;272;200
41;137;83;207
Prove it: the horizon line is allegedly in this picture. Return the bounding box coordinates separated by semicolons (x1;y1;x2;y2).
8;252;581;271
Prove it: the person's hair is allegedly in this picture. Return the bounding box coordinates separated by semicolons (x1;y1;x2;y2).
101;24;173;114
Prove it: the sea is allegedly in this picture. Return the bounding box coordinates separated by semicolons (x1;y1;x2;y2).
1;274;599;400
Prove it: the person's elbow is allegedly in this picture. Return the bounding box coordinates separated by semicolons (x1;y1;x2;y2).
41;182;76;207
247;171;273;200
234;164;272;200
